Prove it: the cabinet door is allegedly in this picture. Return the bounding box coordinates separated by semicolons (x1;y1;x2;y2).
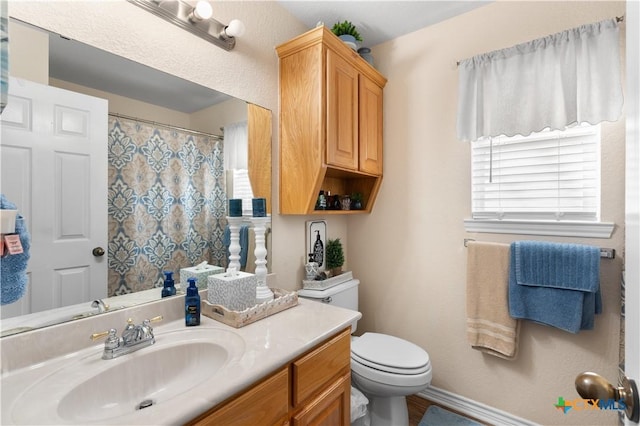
326;49;358;171
188;367;289;426
291;372;351;426
292;328;351;406
358;76;383;175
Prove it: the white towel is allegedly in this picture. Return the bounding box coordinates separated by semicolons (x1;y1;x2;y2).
466;241;520;360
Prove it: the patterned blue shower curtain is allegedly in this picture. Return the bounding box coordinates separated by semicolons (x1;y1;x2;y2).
107;117;227;296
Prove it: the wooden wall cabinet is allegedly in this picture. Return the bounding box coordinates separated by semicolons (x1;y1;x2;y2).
277;27;387;215
187;328;352;426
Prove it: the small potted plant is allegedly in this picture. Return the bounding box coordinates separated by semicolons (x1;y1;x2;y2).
326;238;345;277
350;192;363;210
331;20;362;50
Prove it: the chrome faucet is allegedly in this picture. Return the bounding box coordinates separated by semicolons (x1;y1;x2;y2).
91;299;109;313
90;316;163;360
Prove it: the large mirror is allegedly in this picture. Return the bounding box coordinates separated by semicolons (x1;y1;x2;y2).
0;19;272;336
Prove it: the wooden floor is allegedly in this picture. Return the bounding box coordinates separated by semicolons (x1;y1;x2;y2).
407;394;487;426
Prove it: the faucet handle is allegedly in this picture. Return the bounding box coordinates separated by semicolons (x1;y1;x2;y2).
141;316;163;337
147;315;163;324
91;328;117;341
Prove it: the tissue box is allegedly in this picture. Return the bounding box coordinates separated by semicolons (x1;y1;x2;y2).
180;264;224;292
208;271;257;311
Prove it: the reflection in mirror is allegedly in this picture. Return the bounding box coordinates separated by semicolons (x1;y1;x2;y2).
0;19;272;336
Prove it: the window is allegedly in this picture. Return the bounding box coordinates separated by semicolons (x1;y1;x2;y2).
465;124;613;237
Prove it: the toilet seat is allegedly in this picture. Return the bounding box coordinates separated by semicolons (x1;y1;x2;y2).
351;358;432;388
350;333;432;387
351;333;430;375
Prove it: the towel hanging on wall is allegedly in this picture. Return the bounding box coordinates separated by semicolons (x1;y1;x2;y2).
508;240;601;333
0;194;31;305
457;18;623;141
466;241;520;360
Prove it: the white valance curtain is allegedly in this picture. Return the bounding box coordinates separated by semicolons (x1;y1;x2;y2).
456;18;623;142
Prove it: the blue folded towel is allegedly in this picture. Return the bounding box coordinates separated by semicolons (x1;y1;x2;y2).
223;224;249;269
508;241;601;333
1;194;31;305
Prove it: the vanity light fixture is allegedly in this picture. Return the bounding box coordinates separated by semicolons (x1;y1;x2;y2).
220;19;246;40
127;0;245;51
188;1;213;22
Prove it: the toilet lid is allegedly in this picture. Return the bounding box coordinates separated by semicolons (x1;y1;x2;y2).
351;333;430;374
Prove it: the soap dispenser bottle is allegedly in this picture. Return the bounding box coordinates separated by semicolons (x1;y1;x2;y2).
161;271;176;298
185;278;201;326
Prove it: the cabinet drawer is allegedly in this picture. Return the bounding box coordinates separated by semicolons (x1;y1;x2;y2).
188;367;289;426
292;328;351;406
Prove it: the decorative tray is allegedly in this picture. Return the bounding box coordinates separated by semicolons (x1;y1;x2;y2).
302;271;353;291
201;288;298;328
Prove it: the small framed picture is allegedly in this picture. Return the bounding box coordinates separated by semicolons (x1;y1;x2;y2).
306;220;326;270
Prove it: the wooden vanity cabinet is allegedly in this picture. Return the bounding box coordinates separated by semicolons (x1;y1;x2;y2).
187;328;352;426
277;26;387;215
187;367;290;426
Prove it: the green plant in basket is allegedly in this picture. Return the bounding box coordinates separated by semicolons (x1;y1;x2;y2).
326;238;345;276
331;20;363;42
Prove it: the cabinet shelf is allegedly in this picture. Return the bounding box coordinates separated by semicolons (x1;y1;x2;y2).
277;27;386;215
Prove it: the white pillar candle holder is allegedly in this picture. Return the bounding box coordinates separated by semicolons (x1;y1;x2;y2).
251;216;273;303
226;216;243;272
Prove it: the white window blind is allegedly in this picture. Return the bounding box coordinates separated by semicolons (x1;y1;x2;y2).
471;124;601;222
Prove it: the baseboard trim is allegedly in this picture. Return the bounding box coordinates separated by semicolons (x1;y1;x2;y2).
418;386;540;426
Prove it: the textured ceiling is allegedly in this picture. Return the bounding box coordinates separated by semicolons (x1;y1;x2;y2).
276;1;491;47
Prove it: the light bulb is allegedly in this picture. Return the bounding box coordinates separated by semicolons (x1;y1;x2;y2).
190;1;212;21
225;19;245;38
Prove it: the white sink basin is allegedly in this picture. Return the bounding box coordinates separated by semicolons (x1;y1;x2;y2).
6;327;245;424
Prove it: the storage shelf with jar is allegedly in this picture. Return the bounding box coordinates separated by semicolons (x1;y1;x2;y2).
276;26;387;215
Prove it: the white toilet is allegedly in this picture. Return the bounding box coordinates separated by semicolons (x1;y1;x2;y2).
298;279;432;426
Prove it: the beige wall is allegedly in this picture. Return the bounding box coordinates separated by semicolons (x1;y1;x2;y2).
349;2;625;425
191;98;248;138
7;18;47;84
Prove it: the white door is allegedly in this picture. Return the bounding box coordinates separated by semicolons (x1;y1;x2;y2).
624;2;640;424
0;77;107;317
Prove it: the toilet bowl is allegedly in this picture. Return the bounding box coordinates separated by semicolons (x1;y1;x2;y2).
351;333;432;426
298;279;432;426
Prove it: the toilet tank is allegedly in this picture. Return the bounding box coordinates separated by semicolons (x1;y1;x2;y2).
298;279;359;333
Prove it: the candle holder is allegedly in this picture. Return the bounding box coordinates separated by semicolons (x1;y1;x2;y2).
251;216;273;303
226;216;243;271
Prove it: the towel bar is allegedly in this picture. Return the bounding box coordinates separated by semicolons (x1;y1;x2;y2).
463;239;615;259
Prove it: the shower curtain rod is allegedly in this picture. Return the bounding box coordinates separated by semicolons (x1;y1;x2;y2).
109;112;224;141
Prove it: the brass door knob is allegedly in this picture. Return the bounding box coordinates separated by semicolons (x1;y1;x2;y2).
575;371;639;422
92;247;105;257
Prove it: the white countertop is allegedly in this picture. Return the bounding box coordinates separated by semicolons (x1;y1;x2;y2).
0;297;360;425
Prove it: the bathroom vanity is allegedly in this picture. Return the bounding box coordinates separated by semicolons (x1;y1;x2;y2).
188;327;351;425
0;294;360;425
